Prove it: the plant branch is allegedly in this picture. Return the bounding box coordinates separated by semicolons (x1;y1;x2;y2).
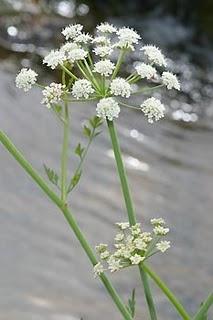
60;102;69;202
0;130;133;320
193;293;213;320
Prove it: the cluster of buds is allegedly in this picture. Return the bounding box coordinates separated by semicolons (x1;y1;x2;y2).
15;22;180;124
94;218;171;277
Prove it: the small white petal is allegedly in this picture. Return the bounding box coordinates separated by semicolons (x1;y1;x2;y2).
162;71;180;90
142;45;167;67
93;59;115;77
110;78;132;98
72;79;94;99
135;63;157;80
141;97;165;123
96;97;120;121
15;68;37;91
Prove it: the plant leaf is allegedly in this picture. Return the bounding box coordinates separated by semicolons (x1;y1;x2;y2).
83;125;91;137
75;143;85;159
67;171;82;193
126;289;136;318
43;164;59;187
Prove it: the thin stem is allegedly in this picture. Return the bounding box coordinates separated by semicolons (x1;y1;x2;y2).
143;264;191;320
111;49;126;80
60;102;69;203
139;266;157;320
193;293;213;320
60;64;78;81
119;101;141;111
107;120;158;320
0;130;133;320
132;84;164;95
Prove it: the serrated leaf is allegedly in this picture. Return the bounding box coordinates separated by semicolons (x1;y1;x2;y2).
83;125;91;137
75;143;84;158
44;164;59;187
126;289;136;318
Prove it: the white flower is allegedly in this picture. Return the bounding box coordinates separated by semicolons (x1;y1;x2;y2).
153;226;170;236
68;48;88;63
130;254;145;265
110;78;132;98
74;33;92;44
142;45;167;67
41;83;65;108
93;262;104;277
156;241;171;252
97;22;117;33
117;27;141;49
43;50;65;69
72;79;94;99
141;97;165;123
62;24;83;40
108;256;121;272
134;238;147;251
15;68;38;91
100;251;110;260
60;42;79;56
141;232;152;243
93;45;113;58
93;59;115;77
135;63;157;80
116;222;129;230
162;71;180;90
115;233;124;242
95;243;108;253
92;36;110;45
96;98;120;121
130;223;141;236
150;218;165;226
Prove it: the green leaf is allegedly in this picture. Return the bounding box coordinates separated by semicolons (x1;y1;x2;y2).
75;143;84;159
126;289;136;318
83;125;91;137
53;104;62;115
67;171;82;193
43;164;59;187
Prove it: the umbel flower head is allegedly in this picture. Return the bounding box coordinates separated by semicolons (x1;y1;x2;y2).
94;218;171;277
15;22;180;124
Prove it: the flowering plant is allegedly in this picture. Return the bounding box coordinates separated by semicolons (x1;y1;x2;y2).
0;22;212;319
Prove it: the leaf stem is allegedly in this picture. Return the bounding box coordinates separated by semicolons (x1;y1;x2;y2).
111;49;126;80
193;293;213;320
107;120;158;320
60;102;69;203
143;264;191;320
0;130;133;320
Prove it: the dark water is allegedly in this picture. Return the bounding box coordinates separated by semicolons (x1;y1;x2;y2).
0;1;213;319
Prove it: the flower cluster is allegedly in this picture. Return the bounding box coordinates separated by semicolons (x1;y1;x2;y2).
93;218;171;277
15;22;180;124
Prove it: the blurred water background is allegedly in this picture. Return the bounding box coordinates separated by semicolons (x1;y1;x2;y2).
0;1;213;319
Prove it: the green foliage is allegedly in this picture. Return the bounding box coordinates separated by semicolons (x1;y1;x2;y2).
126;289;136;318
43;164;59;187
67;116;103;194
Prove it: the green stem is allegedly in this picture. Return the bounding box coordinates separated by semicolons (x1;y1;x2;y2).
193;293;213;320
111;49;126;80
143;264;191;320
132;84;164;95
60;64;78;81
107;120;158;320
61;103;69;202
0;130;133;320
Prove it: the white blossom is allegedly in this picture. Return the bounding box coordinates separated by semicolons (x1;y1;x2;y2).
92;36;111;45
72;79;94;99
93;59;115;77
142;45;167;67
115;233;124;242
68;48;88;63
95;243;108;253
130;254;145;265
162;71;180;90
93;262;104;277
156;241;171;252
41;83;65;108
60;42;79;55
108;256;121;272
150;218;165;226
141;232;153;243
134;238;147;251
116;222;129;230
141;97;165;123
43;50;65;69
97;22;117;33
96;97;120;121
135;63;157;80
62;24;83;40
153;226;170;236
74;33;92;44
93;45;113;58
117;27;141;49
110;78;132;98
15;68;38;91
100;251;110;260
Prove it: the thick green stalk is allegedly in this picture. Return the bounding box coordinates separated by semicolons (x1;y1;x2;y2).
143;264;191;320
193;293;213;320
61;103;69;202
0;130;133;320
107;120;158;320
